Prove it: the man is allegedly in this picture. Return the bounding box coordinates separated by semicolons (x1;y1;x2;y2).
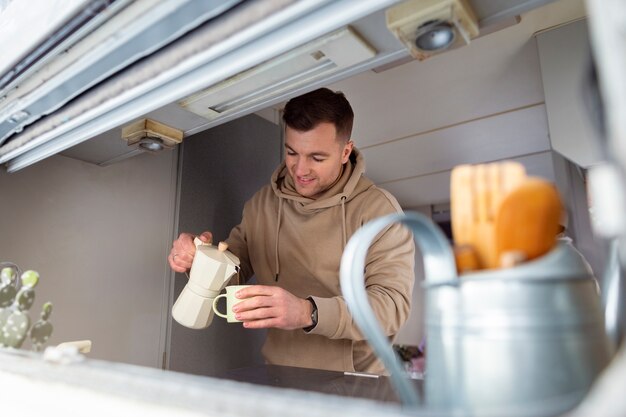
169;88;415;374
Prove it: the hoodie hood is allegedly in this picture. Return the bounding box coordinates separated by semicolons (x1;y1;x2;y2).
270;147;373;211
269;147;373;281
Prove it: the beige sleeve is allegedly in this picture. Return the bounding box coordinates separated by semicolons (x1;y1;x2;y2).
309;194;416;341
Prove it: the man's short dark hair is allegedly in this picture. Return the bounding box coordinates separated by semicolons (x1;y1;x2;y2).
282;88;354;142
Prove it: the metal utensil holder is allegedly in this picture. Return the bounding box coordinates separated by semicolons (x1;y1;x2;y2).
340;211;613;416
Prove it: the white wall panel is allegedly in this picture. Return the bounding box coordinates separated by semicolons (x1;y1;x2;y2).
384;170;451;208
383;150;557;208
331;17;546;148
537;19;601;168
0;150;178;367
361;104;550;184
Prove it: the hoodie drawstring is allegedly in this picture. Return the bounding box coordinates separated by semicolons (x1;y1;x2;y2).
341;196;347;248
275;197;283;281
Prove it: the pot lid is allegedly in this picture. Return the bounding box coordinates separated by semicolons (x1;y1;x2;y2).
194;238;240;266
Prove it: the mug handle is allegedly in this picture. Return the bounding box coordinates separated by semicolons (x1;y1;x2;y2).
212;294;228;318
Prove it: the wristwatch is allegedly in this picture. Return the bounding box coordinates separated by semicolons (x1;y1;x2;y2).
304;297;318;331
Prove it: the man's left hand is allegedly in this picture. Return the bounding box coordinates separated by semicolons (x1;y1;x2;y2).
231;285;313;330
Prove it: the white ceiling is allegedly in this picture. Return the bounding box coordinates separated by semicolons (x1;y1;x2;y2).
61;0;588;208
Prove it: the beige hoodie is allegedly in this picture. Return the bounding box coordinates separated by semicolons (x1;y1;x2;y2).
225;148;415;374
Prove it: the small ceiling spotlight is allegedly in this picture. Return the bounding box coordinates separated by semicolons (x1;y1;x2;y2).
415;20;455;52
138;137;167;152
386;0;479;61
121;118;183;152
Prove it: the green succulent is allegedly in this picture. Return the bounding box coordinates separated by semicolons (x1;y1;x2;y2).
0;267;16;285
30;302;53;352
20;270;39;288
0;266;53;352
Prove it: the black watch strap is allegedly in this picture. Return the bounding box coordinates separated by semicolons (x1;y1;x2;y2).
303;297;318;332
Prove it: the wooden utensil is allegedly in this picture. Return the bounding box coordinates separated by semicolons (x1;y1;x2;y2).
451;161;527;270
453;244;480;273
494;177;562;266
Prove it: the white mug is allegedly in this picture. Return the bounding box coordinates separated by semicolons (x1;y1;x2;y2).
212;285;251;323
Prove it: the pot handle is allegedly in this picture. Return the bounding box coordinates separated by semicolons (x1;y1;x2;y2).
603;239;625;349
340;211;457;407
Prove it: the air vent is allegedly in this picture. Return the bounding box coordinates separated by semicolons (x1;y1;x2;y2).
179;26;375;122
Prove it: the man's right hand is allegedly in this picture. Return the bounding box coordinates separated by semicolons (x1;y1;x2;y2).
168;231;213;273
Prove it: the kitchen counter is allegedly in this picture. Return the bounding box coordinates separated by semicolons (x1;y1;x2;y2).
3;347;620;416
218;364;423;403
0;348;414;416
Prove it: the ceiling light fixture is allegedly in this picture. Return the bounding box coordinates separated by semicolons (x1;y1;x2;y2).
138;137;167;152
414;20;455;51
386;0;479;61
121;118;183;152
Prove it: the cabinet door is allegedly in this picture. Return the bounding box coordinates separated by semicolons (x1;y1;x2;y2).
168;114;280;376
537;19;602;168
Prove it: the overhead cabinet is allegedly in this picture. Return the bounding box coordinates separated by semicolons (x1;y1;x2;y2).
536;19;602;168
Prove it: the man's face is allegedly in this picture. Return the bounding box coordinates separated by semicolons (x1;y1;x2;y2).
284;122;353;199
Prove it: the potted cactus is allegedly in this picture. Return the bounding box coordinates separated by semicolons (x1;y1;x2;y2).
0;264;53;351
